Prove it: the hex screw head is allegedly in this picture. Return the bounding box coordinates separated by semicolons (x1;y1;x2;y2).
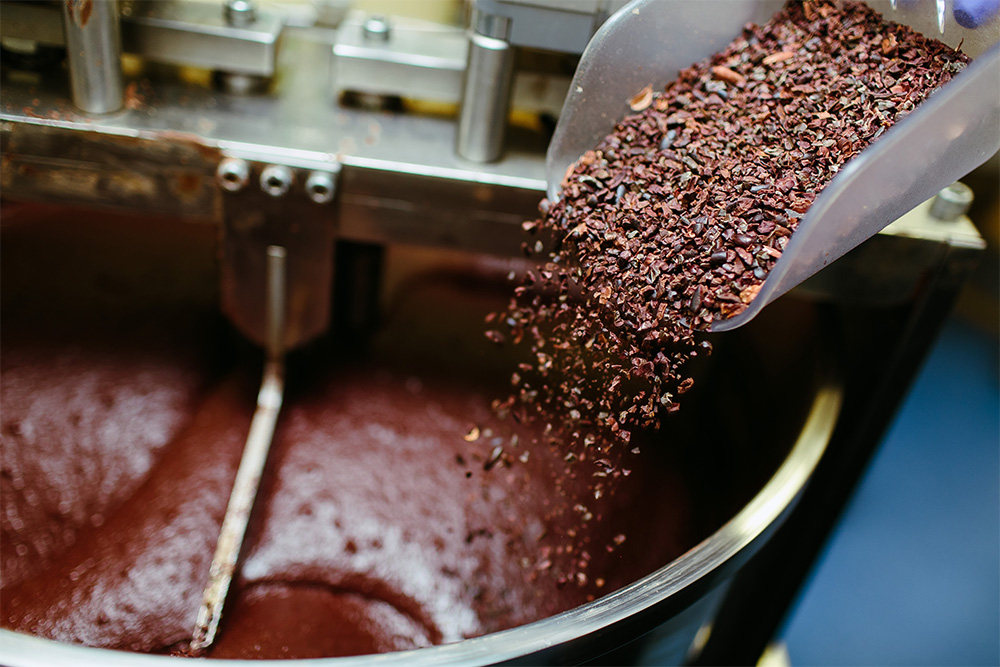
216;158;250;192
260;164;294;197
305;171;336;204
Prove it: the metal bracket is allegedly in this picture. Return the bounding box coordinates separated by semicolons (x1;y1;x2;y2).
1;0;284;77
217;155;340;350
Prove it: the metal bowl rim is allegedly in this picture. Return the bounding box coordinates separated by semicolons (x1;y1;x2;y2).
0;377;842;667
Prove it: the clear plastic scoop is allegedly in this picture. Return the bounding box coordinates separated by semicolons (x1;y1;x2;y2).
546;0;1000;331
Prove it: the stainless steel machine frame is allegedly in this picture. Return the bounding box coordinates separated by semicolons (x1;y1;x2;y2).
0;0;988;664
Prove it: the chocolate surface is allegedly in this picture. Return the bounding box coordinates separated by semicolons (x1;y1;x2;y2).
1;207;221;591
0;211;694;658
210;364;671;658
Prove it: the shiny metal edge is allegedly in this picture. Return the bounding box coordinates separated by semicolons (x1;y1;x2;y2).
0;372;842;666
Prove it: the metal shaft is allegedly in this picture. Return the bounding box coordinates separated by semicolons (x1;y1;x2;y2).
61;0;124;114
456;12;515;163
266;246;287;360
191;246;287;654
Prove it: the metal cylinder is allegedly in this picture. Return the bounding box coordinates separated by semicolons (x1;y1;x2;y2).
223;0;257;28
929;182;974;221
265;245;287;360
456;14;515;163
362;15;391;42
62;0;124;114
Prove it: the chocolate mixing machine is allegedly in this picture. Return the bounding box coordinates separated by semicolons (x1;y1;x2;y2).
1;0;996;665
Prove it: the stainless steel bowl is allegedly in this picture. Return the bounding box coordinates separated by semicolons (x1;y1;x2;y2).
1;233;841;666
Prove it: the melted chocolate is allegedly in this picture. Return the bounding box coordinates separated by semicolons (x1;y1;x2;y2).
1;210;694;658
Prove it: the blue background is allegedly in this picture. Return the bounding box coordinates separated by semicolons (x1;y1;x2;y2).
781;316;1000;666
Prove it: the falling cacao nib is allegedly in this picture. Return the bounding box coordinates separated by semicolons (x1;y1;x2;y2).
490;0;968;456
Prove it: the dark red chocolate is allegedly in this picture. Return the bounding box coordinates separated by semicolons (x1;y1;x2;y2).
1;212;691;658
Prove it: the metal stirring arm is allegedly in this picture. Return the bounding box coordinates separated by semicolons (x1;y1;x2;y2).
546;0;1000;332
191;246;287;654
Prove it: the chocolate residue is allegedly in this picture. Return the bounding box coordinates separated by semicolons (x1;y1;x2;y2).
67;0;93;29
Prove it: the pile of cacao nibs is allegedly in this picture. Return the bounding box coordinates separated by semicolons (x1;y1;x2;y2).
488;0;969;463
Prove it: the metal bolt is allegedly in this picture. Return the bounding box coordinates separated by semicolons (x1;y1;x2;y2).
305;171;337;204
473;11;511;41
219;72;266;96
362;15;391;42
929;181;974;221
260;164;294;197
216;158;250;192
224;0;256;27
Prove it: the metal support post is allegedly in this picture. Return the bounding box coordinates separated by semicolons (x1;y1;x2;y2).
456;11;515;162
61;0;124;114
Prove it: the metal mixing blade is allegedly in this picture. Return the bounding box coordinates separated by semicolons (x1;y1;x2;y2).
191;245;287;654
545;0;1000;331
